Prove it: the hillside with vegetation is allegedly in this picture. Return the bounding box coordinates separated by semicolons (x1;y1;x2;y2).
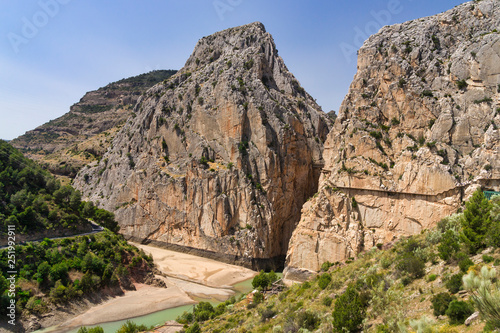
0;140;157;331
11;70;176;179
0;230;156;331
177;190;500;332
0;140;119;242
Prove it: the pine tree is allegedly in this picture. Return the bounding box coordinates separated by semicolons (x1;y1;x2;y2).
460;189;491;254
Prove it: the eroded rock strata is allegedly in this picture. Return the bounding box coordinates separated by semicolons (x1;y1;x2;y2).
11;70;176;177
74;22;331;270
285;0;500;280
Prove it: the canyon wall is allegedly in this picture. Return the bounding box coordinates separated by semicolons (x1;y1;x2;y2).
285;0;500;280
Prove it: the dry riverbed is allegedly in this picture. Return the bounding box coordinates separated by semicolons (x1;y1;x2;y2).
50;244;257;331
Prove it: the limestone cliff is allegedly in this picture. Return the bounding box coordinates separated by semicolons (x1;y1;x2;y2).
73;22;331;270
285;0;500;280
11;70;176;178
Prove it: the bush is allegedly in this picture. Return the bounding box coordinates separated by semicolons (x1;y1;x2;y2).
261;308;276;322
456;80;468;89
427;274;437;282
332;284;366;332
252;270;270;290
296;311;320;330
185;322;201;333
194;302;214;322
431;292;455;317
483;254;495;263
446;273;464;294
253;291;264;304
396;253;425;280
318;273;332;290
458;255;474;273
77;327;104;333
321;261;333;272
322;296;333;307
445;300;474;325
116;320;150;333
438;230;460;262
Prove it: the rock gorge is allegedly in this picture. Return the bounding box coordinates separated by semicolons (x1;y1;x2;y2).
73;22;332;270
285;0;500;280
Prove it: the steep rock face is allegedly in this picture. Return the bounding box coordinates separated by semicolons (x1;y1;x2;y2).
11;70;176;178
285;0;500;279
74;22;331;269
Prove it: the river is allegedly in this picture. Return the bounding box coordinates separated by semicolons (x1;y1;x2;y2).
34;245;262;333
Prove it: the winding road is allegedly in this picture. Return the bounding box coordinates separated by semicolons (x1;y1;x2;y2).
0;221;104;249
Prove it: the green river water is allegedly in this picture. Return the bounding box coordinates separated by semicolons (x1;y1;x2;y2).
35;276;260;333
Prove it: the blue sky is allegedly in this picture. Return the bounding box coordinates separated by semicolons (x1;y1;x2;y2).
0;0;465;140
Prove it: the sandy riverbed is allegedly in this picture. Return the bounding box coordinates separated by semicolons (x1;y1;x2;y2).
133;243;257;288
57;283;194;329
53;244;257;330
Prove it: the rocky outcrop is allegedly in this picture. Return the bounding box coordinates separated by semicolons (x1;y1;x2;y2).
285;0;500;279
73;22;331;270
11;70;176;177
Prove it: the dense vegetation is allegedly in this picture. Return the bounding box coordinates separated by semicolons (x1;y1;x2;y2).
180;190;500;332
111;70;177;90
0;230;154;318
0;140;119;234
0;140;151;323
77;320;153;333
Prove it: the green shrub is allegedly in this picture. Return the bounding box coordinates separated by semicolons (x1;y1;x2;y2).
422;90;434;97
301;281;311;290
431;292;455;317
458;256;474;273
332;284;367;332
321;261;333;272
483;254;494;263
252;270;272;290
396;253;425;280
438;230;460;262
261;308;276;322
427;274;437;282
116;320;150;333
296;311;320;330
185;322;201;333
445;300;474;325
253;291;264;304
446;273;464;294
322;296;333;307
318;273;332;290
456;80;468;89
77;327;104;333
194;301;214;322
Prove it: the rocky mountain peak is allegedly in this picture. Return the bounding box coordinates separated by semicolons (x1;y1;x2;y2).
186;22;267;69
74;23;331;270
